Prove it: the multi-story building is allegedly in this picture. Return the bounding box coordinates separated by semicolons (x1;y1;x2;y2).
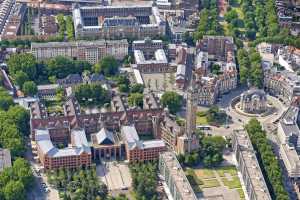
278;46;300;72
0;0;15;37
132;38;164;58
275;0;300;36
31;40;128;64
240;89;268;114
159;151;197;200
277;106;300;178
197;36;235;62
232;129;272;200
35;128;92;170
132;38;170;73
122;125;166;162
73;3;166;39
0;148;11;172
1;3;26;39
133;49;169;73
91;127;125;161
195;36;237;106
264;68;300;104
31;91;189;165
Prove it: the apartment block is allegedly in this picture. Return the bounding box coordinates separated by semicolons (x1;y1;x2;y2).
159;151;197;200
31;40;128;64
232;129;272;200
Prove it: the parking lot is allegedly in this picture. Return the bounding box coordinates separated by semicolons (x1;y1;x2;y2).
96;161;132;191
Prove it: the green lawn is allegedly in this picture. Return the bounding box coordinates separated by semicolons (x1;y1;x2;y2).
196;116;208;125
200;179;220;188
215;166;238;177
194;168;216;179
221;176;242;189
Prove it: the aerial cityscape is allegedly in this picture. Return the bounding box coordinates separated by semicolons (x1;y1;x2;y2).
0;0;299;200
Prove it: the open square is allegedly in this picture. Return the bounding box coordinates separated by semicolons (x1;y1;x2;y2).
96;162;132;191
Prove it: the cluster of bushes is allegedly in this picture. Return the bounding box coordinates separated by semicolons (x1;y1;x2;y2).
237;48;263;88
130;162;158;200
245;119;289;200
47;167;108;200
0;158;34;200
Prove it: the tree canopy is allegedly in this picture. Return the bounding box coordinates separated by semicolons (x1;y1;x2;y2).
0;87;13;111
128;93;144;108
130;163;158;200
74;83;110;107
237;48;263;88
0;158;33;200
22;81;37;96
7;53;37;81
93;56;119;76
47;168;107;200
161;91;182;114
245;119;289;200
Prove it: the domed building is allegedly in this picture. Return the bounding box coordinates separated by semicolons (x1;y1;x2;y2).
240;89;267;114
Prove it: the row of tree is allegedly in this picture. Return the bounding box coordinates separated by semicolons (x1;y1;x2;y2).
8;53;121;85
130;162;158;200
245;119;289;200
237;48;263;88
0;158;34;200
0;87;29;158
47;167;108;200
193;0;223;41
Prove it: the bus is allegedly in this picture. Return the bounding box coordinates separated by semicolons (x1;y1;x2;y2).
196;125;212;131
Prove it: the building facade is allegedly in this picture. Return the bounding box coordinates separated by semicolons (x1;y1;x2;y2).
31;40;128;64
277;106;300;178
73;3;166;39
240;89;268;114
159;151;198;200
232;129;272;200
264;68;300;104
35;128;92;170
195;36;237;106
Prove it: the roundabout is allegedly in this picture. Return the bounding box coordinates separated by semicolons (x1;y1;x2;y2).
228;91;286;125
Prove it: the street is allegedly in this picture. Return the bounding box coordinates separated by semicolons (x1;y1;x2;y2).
208;88;297;199
25;139;59;200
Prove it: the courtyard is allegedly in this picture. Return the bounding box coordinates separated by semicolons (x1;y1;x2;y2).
96;161;132;192
185;166;245;200
142;72;177;92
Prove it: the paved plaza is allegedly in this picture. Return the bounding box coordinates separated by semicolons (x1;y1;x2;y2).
97;162;132;191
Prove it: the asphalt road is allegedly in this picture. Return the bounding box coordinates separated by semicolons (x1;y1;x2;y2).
25;139;59;200
212;90;297;199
